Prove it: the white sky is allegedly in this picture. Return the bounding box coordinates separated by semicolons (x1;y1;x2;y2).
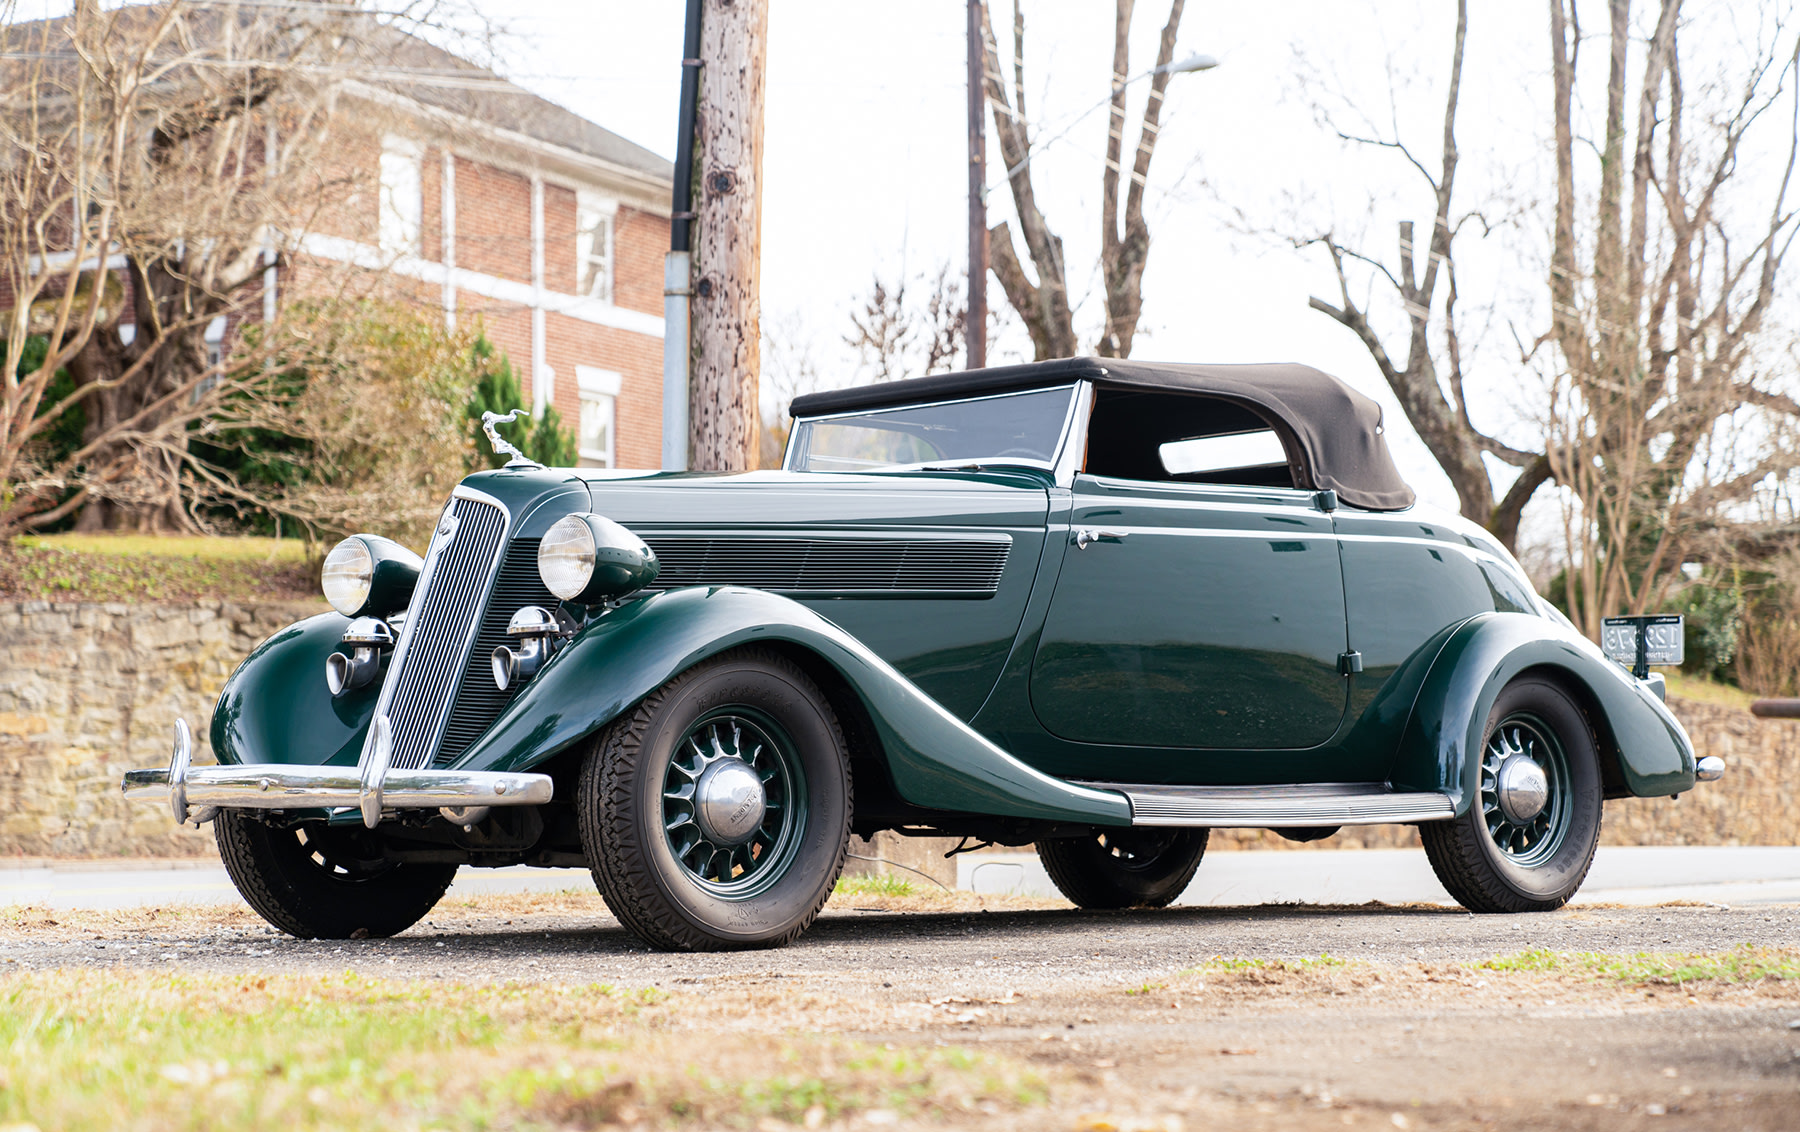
493;0;1578;511
21;1;1793;529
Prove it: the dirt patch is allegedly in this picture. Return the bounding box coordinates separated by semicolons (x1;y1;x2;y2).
5;897;1798;1130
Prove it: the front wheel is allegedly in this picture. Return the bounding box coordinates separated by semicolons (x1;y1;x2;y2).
1420;677;1603;913
580;648;852;951
215;812;457;939
1037;828;1208;909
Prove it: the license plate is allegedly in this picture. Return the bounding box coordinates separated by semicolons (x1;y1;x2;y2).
1601;615;1684;668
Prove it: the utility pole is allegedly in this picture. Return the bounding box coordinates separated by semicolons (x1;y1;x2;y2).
965;0;987;369
688;0;768;472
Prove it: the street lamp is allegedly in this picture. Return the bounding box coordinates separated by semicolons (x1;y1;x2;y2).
1001;52;1220;184
964;25;1219;369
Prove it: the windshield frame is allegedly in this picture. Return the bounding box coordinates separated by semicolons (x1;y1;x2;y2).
782;382;1088;483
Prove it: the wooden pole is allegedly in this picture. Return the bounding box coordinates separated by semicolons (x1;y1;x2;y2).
966;0;988;369
689;0;767;472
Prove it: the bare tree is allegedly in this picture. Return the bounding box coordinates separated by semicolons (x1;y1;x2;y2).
978;0;1188;360
1542;0;1800;636
845;263;968;383
0;0;469;535
1291;0;1800;601
1296;0;1550;550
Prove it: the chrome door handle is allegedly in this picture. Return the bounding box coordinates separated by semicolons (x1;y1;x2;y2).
1073;528;1128;549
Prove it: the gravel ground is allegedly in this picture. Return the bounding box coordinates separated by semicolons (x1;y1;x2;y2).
5;895;1799;1130
7;896;1795;984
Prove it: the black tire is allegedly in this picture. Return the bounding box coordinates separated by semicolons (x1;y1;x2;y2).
1037;828;1209;909
214;812;456;939
579;647;852;951
1420;677;1603;913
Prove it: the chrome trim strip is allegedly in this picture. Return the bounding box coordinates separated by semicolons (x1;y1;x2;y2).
121;763;553;812
1052;379;1092;488
1068;781;1457;827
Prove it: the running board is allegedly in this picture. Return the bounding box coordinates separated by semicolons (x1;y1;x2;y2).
1068;781;1456;828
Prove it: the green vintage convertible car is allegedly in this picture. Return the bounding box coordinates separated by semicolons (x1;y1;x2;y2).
123;358;1721;950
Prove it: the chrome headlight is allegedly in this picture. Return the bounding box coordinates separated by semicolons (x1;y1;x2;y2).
321;535;423;618
321;538;373;616
538;513;659;604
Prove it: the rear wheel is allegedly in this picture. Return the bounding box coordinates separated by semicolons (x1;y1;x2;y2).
1037;828;1208;909
1420;677;1603;913
580;648;852;951
215;812;456;939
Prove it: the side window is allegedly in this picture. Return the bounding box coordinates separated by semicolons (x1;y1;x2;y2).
1086;390;1297;487
1159;429;1288;477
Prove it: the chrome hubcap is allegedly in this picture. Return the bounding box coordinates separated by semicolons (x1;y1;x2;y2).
694;759;766;845
661;712;804;897
1479;714;1570;867
1495;754;1549;823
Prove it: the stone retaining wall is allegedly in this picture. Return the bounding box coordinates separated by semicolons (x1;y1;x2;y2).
1;601;1792;860
0;601;323;858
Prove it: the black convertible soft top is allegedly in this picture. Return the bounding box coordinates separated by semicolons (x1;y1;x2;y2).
788;357;1416;511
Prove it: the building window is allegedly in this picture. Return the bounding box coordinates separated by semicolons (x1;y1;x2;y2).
576;193;616;302
191;315;227;404
576;365;622;467
378;135;423;254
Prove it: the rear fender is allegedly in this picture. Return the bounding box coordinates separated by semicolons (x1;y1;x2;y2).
1392;611;1695;813
455;586;1132;826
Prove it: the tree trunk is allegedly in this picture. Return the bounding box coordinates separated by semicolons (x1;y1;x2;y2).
689;0;767;473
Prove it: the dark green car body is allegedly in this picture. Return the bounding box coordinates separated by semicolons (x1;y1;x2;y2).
209;360;1696;852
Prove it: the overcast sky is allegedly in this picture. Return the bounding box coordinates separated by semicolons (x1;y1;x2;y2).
492;0;1580;513
25;1;1788;533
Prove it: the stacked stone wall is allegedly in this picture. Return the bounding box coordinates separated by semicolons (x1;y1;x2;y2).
1;603;1793;860
0;601;323;858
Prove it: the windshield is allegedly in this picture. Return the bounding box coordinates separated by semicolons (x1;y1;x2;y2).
786;385;1078;473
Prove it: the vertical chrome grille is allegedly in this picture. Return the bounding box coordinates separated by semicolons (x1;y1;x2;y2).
383;495;508;771
433;538;557;767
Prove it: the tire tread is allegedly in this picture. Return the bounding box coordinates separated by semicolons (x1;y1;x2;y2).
579;647;851;951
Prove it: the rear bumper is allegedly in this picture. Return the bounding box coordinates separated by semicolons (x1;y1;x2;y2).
121;717;552;828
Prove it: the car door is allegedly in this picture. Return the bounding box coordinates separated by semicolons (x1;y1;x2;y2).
1029;474;1349;752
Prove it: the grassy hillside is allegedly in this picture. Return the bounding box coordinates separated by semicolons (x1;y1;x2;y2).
0;533;323;603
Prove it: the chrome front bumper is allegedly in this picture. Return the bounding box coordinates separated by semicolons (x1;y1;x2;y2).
121;717;553;829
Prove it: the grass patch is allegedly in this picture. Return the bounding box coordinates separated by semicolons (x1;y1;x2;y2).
1476;944;1800;985
1662;671;1756;711
1193;954;1348;974
834;873;918;898
0;971;1045;1131
1;534;323;602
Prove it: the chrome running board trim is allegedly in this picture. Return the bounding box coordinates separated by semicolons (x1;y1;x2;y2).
1068;780;1456;828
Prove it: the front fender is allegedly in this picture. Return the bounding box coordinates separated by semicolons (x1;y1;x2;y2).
211;611;376;768
1392;611;1695;814
455;586;1132;825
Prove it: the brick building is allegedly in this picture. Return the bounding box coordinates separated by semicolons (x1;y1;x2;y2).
3;19;673;474
305;46;675;470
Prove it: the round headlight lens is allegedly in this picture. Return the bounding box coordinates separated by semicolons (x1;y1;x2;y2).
321;537;374;616
538;515;598;601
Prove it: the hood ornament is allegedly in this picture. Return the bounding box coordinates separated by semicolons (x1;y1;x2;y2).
481;408;543;468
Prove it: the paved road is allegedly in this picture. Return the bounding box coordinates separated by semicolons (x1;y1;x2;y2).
7;844;1799;911
962;845;1800;907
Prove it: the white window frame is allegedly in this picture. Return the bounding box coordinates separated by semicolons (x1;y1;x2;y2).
576;365;622;467
378;134;424;255
575;192;617;302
